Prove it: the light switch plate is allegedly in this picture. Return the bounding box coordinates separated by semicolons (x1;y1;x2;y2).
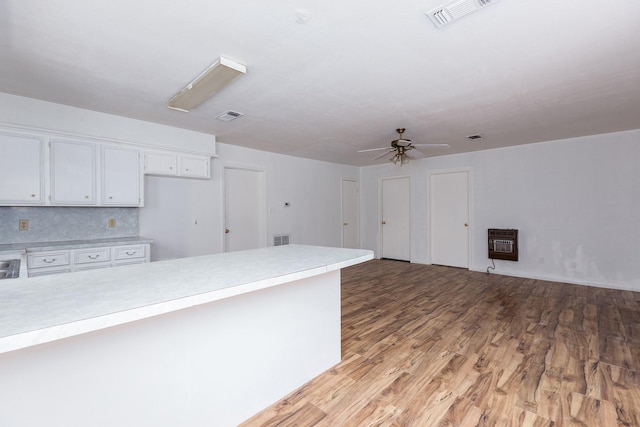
108;218;116;228
18;219;29;231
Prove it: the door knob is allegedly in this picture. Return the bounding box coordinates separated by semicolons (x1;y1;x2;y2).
464;223;468;227
343;222;348;226
225;228;230;234
382;221;386;225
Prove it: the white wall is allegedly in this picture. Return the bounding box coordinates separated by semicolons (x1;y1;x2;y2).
5;92;638;290
361;129;640;291
140;143;360;260
0;92;216;154
0;93;360;261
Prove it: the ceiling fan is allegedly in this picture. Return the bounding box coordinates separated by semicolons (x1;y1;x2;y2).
358;128;449;165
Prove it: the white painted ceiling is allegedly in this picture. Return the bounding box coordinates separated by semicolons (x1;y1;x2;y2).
1;0;639;166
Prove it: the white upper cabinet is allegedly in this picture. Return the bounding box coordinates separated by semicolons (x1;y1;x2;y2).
180;156;210;178
0;131;44;204
144;151;210;179
0;125;213;206
50;139;96;205
145;151;178;176
102;145;141;206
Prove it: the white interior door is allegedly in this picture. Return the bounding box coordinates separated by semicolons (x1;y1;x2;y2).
224;167;266;252
341;179;359;249
381;176;411;261
429;170;470;268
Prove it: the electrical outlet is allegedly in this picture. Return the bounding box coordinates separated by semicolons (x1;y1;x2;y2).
18;219;29;231
108;218;116;228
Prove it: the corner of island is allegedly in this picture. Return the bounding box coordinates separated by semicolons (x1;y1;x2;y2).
0;244;373;427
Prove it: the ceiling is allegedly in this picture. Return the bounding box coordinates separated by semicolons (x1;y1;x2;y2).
1;0;639;166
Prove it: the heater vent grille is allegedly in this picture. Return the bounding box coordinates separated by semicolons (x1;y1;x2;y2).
273;234;290;246
488;228;518;261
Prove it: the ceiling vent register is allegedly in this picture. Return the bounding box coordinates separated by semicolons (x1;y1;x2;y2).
427;0;498;28
216;110;244;122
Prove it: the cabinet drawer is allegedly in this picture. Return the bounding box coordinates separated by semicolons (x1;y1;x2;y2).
28;251;71;268
75;248;111;264
114;245;146;260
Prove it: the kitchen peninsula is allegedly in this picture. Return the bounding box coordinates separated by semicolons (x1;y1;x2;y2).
0;245;373;427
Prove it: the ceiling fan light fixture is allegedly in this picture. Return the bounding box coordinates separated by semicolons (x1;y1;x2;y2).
168;56;247;112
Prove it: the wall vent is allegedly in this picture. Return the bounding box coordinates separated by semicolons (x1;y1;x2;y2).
273;234;290;246
215;110;244;122
426;0;498;28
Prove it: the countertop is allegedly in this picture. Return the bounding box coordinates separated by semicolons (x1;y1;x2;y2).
0;244;373;354
0;236;154;256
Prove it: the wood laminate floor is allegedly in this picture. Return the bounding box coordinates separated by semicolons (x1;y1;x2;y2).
240;259;640;426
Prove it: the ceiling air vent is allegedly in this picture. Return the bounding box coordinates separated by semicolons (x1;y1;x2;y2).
426;0;498;28
215;110;244;122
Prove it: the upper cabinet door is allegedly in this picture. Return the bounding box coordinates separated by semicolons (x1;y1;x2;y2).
180;156;210;178
0;132;45;205
145;152;178;176
102;145;141;206
50;139;96;205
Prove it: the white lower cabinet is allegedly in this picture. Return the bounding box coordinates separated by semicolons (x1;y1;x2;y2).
27;243;150;277
74;248;112;271
27;251;72;276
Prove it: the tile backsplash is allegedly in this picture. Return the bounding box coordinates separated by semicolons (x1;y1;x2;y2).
0;207;139;244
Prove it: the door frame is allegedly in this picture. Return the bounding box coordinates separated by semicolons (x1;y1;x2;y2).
379;175;412;261
222;164;268;253
427;167;473;268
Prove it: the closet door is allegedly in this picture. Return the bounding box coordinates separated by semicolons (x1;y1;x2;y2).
429;169;470;268
381;176;411;261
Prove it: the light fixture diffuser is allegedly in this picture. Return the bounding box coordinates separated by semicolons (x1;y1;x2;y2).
168;56;246;112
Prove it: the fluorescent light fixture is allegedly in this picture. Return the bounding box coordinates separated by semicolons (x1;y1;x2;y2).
168;56;246;112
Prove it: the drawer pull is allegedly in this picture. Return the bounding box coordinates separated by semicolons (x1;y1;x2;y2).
43;258;57;264
88;254;100;259
125;251;137;256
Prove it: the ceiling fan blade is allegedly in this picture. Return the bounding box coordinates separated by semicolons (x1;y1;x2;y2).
373;149;396;160
357;147;392;153
408;148;427;159
413;143;450;148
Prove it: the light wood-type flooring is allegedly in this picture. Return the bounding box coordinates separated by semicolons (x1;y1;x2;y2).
240;259;640;426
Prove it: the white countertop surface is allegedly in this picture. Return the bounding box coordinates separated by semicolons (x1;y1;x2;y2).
0;245;373;354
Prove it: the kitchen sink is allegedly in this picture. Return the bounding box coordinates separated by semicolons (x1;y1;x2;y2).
0;259;21;279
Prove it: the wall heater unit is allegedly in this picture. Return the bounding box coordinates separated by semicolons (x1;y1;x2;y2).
488;228;518;261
